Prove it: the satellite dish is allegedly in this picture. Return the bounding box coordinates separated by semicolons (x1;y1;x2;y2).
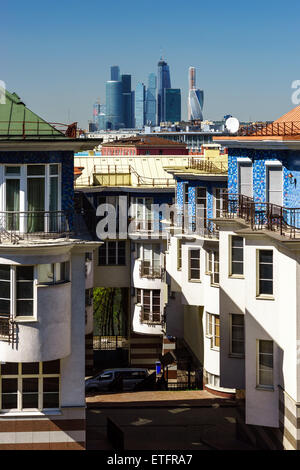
225;117;240;134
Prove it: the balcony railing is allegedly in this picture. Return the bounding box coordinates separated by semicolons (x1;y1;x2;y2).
0;316;16;343
139;261;164;279
176;215;219;239
222;192;300;238
0;211;71;242
238;121;300;137
188;158;228;174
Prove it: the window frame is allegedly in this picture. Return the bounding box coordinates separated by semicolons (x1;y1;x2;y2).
0;361;60;412
188;248;201;282
98;241;126;266
229;314;245;358
206;249;219;286
206;312;220;350
256;249;274;299
256;340;274;390
136;288;161;324
229;235;244;278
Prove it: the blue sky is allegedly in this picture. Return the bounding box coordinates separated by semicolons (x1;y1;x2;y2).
2;0;300;128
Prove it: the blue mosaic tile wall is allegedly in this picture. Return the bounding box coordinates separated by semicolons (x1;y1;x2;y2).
0;151;74;213
228;148;300;208
176;178;227;218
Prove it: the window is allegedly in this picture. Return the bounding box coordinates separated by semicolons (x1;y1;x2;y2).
214;188;224;218
177;239;182;270
206;250;219;285
98;241;126;266
136;289;161;323
230;314;244;356
207;372;220;387
196;187;207;228
257;340;273;389
0;361;60;411
206;313;220;349
257;250;273;296
37;262;69;285
230;236;244;276
189;249;201;281
133;197;153;231
140;244;161;278
0;265;34;319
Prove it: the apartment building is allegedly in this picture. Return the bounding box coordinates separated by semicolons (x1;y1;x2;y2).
0;90;101;450
211;107;300;449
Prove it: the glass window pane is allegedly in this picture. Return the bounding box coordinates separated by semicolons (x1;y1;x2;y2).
16;266;34;281
42;360;60;374
1;363;18;375
27;165;45;176
259;280;273;295
0;281;10;299
16;300;33;317
0;299;10;315
22;363;39;375
232;236;243;248
43;393;59;409
232;261;243;275
5;166;20;175
0;265;10;281
259;250;273;264
50;164;59;176
2;378;17;393
17;281;33;299
22;393;39;409
43;377;59;393
22;378;38;393
38;264;54;283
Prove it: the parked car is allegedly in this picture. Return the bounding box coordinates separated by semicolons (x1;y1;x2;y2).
85;368;149;393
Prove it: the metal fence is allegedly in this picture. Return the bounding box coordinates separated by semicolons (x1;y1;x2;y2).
93;335;128;350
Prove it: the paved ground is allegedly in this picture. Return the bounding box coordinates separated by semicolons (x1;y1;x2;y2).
86;391;255;451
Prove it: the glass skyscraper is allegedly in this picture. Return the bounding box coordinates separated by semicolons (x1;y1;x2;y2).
110;66;120;81
135;82;146;129
164;88;181;123
122;74;134;128
105;80;123;130
145;73;157;126
157;58;171;124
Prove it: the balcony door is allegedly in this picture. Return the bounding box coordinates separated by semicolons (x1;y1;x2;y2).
5;166;21;231
266;166;283;206
142;244;160;277
238;162;253;198
135;197;153;231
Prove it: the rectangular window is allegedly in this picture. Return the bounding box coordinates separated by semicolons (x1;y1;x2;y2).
257;340;273;389
206;313;220;349
137;289;161;323
37;262;69;285
206;250;219;285
98;241;126;266
140;244;161;278
214;188;223;218
258;250;273;296
230;314;244;356
16;266;34;317
189;249;201;281
0;361;60;411
177;239;182;270
196;187;207;228
231;236;244;276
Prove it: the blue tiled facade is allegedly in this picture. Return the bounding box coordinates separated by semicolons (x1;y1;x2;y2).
0;151;74;213
176;178;227;219
228;148;300;209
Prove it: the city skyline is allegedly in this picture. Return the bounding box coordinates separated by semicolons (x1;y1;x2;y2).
2;0;300;129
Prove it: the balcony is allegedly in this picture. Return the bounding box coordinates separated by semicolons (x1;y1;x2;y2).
222;192;300;239
176;215;219;239
0;211;71;243
238;121;300;137
188;158;227;174
0;316;16;343
139;260;164;279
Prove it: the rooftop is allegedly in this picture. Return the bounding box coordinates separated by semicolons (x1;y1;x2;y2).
102;135;187;148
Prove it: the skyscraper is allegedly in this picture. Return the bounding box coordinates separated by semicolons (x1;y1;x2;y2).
135;82;146;129
188;67;204;121
92;100;101;129
122;74;134;128
110;65;120;81
145;73;157;126
105;80;123;130
157;58;171;124
164;88;181;123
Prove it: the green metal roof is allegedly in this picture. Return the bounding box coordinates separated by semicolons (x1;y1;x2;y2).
0;90;68;140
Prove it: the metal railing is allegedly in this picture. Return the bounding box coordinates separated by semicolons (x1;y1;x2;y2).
0;316;16;343
93;335;128;350
0;211;71;242
222;192;300;238
188;158;228;174
0;120;81;139
140;307;162;324
139;261;164;279
176;214;219;239
93;164;175;187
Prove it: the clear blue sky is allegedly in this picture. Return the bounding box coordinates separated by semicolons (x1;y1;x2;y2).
2;0;300;128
